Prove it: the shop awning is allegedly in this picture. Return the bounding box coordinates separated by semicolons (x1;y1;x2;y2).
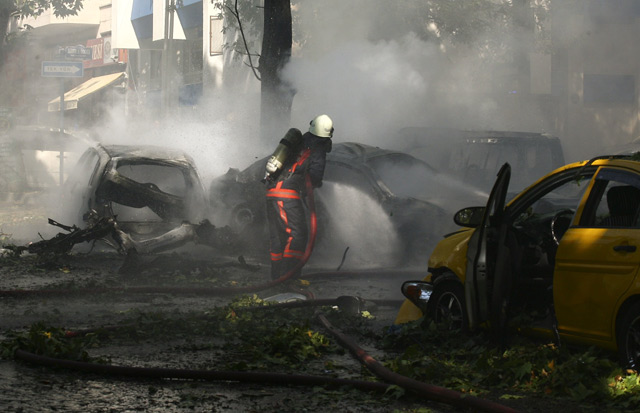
48;72;126;112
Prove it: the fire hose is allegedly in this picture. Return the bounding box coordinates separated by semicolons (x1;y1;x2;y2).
12;297;519;413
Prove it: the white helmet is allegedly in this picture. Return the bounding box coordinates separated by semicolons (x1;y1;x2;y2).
309;114;334;138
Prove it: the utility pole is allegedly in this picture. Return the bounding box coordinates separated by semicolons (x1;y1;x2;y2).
161;0;176;114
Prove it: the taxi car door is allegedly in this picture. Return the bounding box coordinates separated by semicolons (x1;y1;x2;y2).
554;167;640;343
465;163;511;331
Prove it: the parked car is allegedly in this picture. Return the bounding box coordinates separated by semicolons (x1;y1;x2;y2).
0;125;95;202
60;144;207;238
396;154;640;368
209;142;487;267
392;127;565;193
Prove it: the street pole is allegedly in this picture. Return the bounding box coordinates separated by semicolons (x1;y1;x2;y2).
161;0;176;115
43;51;86;186
59;78;65;185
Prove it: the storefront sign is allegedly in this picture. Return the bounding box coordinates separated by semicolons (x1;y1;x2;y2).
84;37;118;69
84;38;104;68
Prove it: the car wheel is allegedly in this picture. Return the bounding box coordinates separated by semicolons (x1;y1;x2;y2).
428;281;467;332
231;202;267;251
617;302;640;370
232;202;257;231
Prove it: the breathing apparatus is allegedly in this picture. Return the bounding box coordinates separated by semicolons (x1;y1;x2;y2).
263;128;303;182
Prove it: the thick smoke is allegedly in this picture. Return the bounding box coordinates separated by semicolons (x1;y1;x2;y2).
100;89;264;181
285;0;549;148
100;2;551;177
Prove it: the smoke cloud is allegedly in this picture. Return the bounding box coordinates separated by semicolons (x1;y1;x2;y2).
283;1;549;149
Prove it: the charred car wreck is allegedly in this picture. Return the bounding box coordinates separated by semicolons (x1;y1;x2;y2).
209;142;488;266
64;144;206;234
11;144;236;259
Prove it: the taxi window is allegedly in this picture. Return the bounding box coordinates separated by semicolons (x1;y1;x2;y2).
512;169;593;224
589;169;640;228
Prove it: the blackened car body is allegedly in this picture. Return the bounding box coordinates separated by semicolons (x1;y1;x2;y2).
61;144;207;238
209;142;487;267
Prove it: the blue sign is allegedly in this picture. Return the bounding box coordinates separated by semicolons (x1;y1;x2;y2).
42;61;84;78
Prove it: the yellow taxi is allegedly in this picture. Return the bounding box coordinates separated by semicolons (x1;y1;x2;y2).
396;155;640;368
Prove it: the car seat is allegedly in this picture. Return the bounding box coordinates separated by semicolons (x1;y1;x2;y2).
602;185;640;227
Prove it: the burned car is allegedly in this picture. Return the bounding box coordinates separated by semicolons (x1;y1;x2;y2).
392;127;565;193
59;144;208;241
4;142;238;269
209;142;487;267
396;154;640;368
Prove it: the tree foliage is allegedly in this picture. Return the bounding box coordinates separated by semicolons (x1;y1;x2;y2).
218;1;550;83
5;0;83;20
1;0;84;70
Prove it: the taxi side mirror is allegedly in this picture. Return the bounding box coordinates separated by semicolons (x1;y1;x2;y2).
454;206;485;227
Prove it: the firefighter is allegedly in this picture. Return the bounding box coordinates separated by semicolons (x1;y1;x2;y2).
265;114;334;280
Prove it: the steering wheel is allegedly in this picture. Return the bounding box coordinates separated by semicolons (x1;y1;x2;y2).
551;209;575;245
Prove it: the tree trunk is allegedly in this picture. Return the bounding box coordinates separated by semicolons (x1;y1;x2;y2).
512;0;533;95
0;7;11;70
259;0;294;142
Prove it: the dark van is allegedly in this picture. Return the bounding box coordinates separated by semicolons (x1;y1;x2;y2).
393;127;565;193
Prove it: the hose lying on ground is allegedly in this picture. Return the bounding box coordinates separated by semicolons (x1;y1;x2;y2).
14;348;389;392
11;295;520;413
316;312;519;413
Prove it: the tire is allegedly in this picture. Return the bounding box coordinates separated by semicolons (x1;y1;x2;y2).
617;302;640;370
231;202;267;253
428;281;468;332
232;202;258;231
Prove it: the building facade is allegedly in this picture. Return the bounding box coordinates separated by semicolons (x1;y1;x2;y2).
5;0;253;127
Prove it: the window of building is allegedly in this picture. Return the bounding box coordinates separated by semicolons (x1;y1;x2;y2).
210;16;224;56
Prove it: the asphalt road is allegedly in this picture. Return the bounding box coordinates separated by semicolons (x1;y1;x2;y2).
0;238;461;412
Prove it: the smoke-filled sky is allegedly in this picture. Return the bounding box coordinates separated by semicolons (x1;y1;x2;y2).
285;0;547;148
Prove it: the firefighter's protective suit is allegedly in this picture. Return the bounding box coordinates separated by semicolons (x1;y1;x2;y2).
265;127;332;280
